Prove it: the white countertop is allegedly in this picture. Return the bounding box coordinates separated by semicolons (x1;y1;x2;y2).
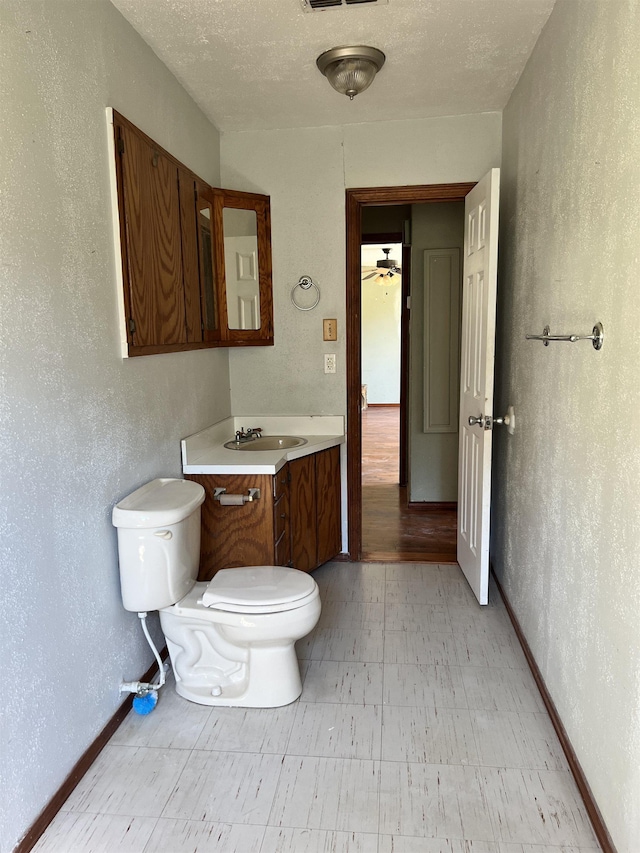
181;416;345;475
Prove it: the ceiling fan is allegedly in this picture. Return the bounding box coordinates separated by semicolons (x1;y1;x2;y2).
362;247;402;281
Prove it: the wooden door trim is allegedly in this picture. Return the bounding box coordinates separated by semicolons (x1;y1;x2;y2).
399;243;411;486
361;231;403;245
346;183;476;561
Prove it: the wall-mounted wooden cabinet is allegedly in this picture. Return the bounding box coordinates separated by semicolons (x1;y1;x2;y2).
111;111;273;356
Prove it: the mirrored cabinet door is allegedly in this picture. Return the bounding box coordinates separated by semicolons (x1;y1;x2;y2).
206;187;274;346
223;207;260;330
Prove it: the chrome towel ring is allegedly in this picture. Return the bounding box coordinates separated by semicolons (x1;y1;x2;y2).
291;275;320;311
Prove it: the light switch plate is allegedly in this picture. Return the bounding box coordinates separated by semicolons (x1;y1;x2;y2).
323;318;337;341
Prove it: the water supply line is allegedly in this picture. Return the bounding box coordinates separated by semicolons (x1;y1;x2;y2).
119;612;168;697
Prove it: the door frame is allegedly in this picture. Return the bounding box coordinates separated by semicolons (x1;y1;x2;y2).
346;183;476;561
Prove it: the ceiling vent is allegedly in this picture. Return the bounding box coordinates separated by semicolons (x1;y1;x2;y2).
301;0;387;12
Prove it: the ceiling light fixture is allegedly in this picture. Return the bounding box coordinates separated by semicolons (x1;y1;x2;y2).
362;248;401;282
316;45;386;100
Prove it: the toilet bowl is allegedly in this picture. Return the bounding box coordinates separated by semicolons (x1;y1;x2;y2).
112;478;321;708
160;569;321;707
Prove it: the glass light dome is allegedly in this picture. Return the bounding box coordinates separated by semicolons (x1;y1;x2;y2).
317;46;386;100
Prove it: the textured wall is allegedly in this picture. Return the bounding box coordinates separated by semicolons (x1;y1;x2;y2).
493;2;640;850
0;3;228;850
221;113;501;417
409;202;464;502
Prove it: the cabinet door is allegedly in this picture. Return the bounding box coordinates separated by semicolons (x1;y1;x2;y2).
195;182;222;342
316;446;342;566
289;455;318;573
205;187;274;346
117;122;186;347
178;170;203;343
186;474;275;580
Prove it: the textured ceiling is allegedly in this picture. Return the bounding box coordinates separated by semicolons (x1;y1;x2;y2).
109;0;556;132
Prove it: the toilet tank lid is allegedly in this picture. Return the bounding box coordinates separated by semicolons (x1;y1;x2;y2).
202;566;317;608
112;478;205;529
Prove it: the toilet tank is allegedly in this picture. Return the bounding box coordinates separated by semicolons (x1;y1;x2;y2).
112;478;205;612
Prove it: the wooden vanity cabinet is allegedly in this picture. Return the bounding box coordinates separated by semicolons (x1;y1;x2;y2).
186;445;341;580
290;446;342;572
186;468;291;581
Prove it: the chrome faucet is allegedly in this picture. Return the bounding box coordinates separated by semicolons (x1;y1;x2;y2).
234;427;263;443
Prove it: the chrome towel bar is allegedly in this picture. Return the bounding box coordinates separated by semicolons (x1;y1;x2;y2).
526;321;604;350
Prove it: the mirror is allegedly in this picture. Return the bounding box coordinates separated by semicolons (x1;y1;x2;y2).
223;208;260;330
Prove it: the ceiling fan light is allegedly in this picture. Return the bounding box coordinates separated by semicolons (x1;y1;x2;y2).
376;269;400;285
377;248;400;270
317;46;385;100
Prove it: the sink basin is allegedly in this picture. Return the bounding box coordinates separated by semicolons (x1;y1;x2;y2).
224;435;308;452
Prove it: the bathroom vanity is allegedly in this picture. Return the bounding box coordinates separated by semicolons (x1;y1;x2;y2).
182;417;344;577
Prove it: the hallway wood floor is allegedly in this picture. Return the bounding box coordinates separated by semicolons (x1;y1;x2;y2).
361;406;457;563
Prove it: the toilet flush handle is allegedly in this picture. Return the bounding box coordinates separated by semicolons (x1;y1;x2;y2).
154;530;173;540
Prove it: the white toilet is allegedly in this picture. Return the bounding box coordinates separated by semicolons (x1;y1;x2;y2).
112;478;321;707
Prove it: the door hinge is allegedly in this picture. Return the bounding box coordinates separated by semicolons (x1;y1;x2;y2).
128;317;136;335
117;137;125;155
406;296;411;310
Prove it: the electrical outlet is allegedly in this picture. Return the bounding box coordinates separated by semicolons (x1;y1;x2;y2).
324;353;336;374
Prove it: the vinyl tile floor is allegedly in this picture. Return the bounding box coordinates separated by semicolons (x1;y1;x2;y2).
34;562;602;853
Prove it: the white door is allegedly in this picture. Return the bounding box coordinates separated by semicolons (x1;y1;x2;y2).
457;168;500;605
224;235;260;330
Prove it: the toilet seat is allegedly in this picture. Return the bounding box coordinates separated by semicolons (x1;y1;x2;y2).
200;566;318;614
